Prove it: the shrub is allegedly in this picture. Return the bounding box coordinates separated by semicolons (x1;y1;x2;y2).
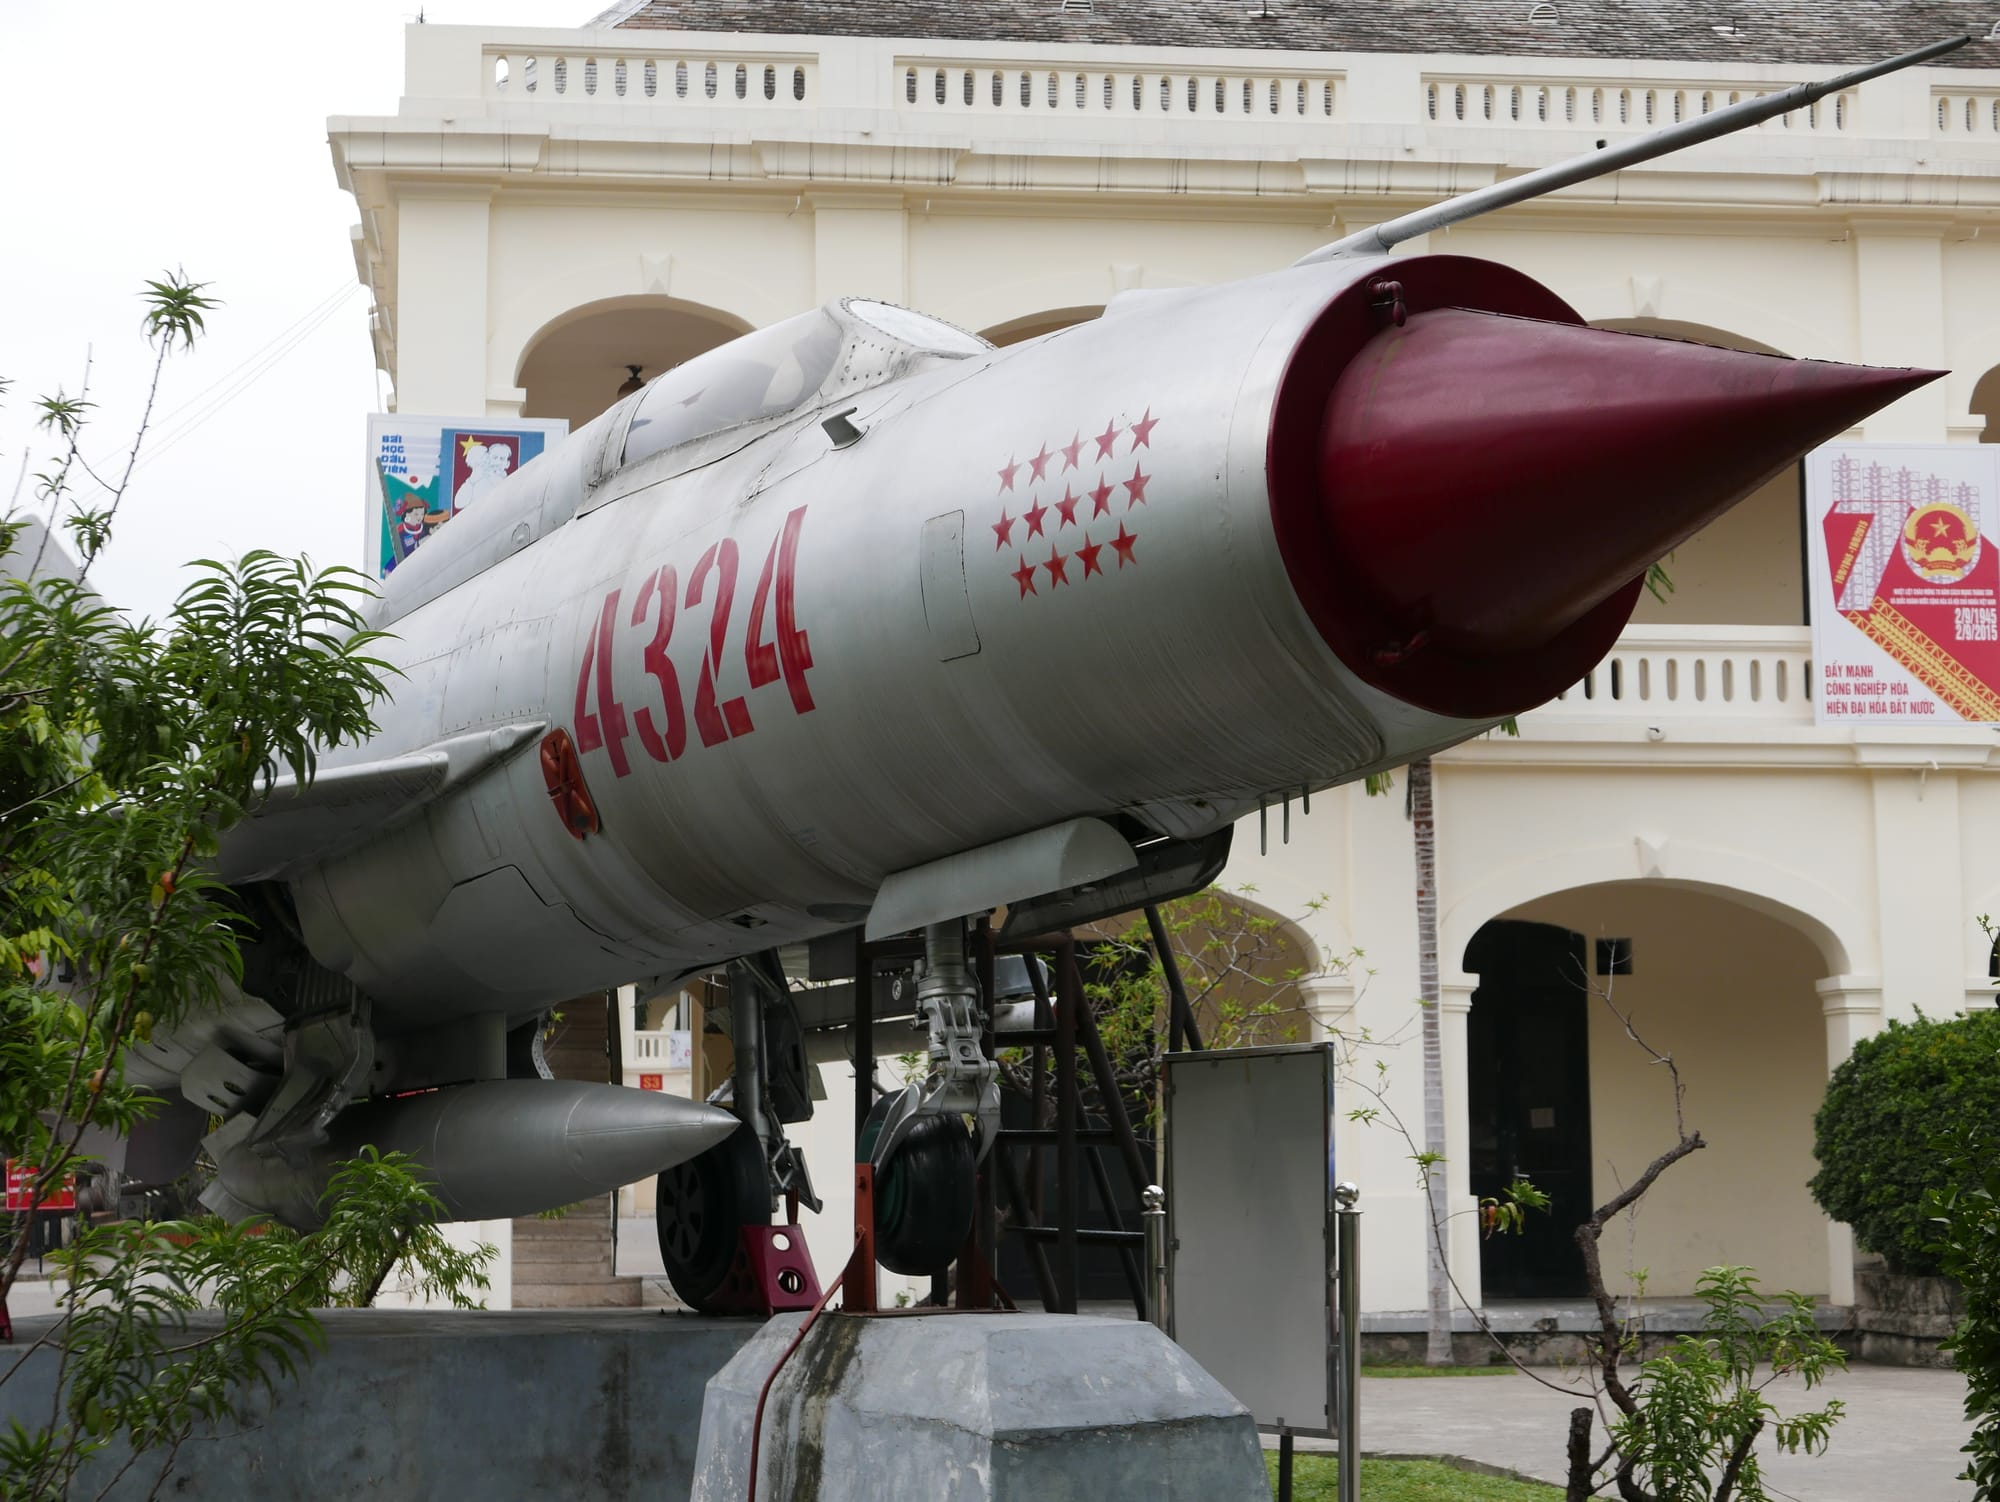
1930;1121;2000;1497
1810;1009;2000;1276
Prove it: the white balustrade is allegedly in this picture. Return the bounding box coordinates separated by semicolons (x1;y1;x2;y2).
1422;75;1855;133
1540;627;1814;721
486;48;815;106
896;59;1339;120
1934;88;2000;138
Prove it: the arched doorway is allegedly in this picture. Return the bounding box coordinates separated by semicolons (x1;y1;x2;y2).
1589;319;1806;628
1464;919;1594;1298
980;305;1104;348
1973;361;2000;445
516;296;753;431
1464;880;1834;1301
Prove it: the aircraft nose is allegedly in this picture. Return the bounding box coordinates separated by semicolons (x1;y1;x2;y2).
1276;305;1940;718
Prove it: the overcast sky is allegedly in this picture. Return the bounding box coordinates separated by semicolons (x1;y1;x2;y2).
2;2;593;621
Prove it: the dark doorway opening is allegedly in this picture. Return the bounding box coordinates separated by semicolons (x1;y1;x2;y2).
1465;919;1593;1298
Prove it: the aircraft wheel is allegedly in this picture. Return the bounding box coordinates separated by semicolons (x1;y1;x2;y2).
858;1094;976;1277
654;1122;770;1311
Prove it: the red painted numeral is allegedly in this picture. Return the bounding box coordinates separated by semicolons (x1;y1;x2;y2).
573;620;602;755
773;506;815;714
630;566;687;763
745;506;813;712
686;539;752;748
593;590;631;777
575;507;812;771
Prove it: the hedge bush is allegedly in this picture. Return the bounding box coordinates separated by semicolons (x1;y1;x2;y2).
1810;1009;2000;1277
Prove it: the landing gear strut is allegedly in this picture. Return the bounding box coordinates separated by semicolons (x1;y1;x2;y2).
655;951;818;1312
858;919;998;1277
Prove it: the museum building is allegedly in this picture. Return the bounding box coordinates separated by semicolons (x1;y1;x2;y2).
331;0;2000;1315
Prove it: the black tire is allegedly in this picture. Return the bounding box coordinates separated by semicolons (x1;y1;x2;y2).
655;1122;771;1311
858;1094;977;1277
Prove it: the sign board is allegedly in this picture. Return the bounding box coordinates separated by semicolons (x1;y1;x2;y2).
5;1160;76;1213
1806;444;2000;725
638;1074;664;1093
365;414;568;579
666;1029;694;1070
1163;1043;1338;1436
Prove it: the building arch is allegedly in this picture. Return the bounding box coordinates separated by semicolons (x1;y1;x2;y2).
1441;841;1861;984
1566;284;1824;361
512;294;755;432
981;305;1104;348
1461;879;1840;1297
490;258;785;405
1587;317;1788;357
943;264;1203;344
1972;359;2000;444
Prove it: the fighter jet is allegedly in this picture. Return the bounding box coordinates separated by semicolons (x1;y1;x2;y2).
110;38;1960;1308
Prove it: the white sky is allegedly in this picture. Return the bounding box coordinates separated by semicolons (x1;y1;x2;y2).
1;2;590;621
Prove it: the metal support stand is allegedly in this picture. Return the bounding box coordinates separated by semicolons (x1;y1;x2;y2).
1142;1184;1167;1331
1334;1180;1362;1502
1277;1431;1295;1502
1144;903;1205;1052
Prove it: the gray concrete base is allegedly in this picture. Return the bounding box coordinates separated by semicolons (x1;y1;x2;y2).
0;1308;761;1500
691;1311;1268;1502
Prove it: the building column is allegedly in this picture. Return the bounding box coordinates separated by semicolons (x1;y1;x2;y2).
1441;978;1482;1310
810;193;908;307
1817;974;1884;1306
1852;221;1950;441
392;187;495;414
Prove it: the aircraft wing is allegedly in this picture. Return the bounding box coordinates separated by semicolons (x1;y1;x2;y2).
216;720;544;884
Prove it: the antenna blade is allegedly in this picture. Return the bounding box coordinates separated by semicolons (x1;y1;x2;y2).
1299;35;1970;264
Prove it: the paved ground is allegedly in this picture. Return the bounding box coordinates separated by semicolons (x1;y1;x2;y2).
1335;1364;1973;1501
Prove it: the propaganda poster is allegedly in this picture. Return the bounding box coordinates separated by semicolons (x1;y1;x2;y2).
365;414;568;579
1805;444;2000;726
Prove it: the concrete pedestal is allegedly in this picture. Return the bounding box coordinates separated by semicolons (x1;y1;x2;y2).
0;1308;760;1500
691;1311;1268;1501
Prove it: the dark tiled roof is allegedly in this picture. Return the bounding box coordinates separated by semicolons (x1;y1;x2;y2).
610;2;1997;70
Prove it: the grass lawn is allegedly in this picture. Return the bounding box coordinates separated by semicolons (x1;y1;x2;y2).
1265;1454;1562;1500
1362;1365;1516;1378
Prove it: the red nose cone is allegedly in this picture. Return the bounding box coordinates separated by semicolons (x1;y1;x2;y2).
1320;310;1940;660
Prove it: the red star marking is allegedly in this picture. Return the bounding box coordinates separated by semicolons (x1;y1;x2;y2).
1129;408;1159;449
1123;464;1150;508
1024;497;1050;538
992;508;1016;550
1028;443;1053;482
1054;486;1080;528
1077;533;1105;578
998;456;1020;492
1093;420;1121;459
1012;556;1038;598
1044;545;1070;588
1111;522;1138;568
1089;476;1114;517
1060;432;1084;471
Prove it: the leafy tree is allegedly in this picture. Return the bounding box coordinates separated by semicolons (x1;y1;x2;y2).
1928;1121;2000;1498
1607;1267;1844;1502
1;274;493;1500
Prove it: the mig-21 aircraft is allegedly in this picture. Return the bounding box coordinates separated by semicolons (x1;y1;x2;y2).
103;37;1962;1309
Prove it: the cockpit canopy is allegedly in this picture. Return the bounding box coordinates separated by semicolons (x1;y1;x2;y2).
620;299;990;469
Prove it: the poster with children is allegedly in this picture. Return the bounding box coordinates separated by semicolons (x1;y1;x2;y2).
1805;444;2000;725
365;414;568;578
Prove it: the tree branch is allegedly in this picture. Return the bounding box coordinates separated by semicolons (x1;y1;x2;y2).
1712;1417;1764;1502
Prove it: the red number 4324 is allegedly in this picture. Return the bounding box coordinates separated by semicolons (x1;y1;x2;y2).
573;505;814;777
